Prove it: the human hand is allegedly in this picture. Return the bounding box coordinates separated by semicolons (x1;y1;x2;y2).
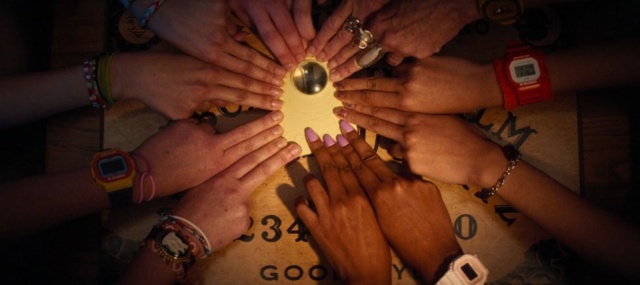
229;0;314;71
111;52;284;120
327;0;482;81
130;0;287;84
132;111;289;200
306;0;388;78
333;56;502;114
333;108;506;189
295;128;391;285
336;120;462;283
171;135;301;253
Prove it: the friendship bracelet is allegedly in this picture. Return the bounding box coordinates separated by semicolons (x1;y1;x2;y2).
130;151;156;203
474;144;521;203
97;53;115;108
139;0;165;29
160;213;212;259
82;58;107;109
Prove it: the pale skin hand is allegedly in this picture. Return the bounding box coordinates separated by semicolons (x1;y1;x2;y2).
229;0;312;71
132;111;291;199
337;122;462;283
111;52;284;120
328;0;482;81
307;0;388;73
129;0;287;83
333;56;502;114
295;128;391;285
118;137;302;285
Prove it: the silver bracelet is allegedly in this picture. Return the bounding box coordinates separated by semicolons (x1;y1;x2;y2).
474;144;521;203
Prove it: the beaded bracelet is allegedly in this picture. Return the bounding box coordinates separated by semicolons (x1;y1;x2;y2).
475;144;521;203
82;58;107;109
139;0;165;29
160;213;212;259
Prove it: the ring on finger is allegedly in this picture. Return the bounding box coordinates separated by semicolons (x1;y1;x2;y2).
344;16;361;34
356;42;386;68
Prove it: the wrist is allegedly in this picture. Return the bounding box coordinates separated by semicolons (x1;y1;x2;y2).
479;63;505;109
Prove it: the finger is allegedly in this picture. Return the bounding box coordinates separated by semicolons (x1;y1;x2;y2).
307;1;352;58
301;174;330;218
388;142;405;160
305;128;346;202
386;52;407;66
333;106;403;142
225;124;284;163
339;120;398;182
250;10;299;71
223;40;288;79
317;27;354;63
334;77;400;92
343;104;408;125
327;40;360;70
196;119;216;133
295;196;319;230
338;134;381;195
268;5;307;63
293;0;316;41
334;89;401;109
239;143;302;191
219;111;283;149
329;56;362;82
330;134;365;196
227;137;289;179
208;85;283;111
212;66;284;96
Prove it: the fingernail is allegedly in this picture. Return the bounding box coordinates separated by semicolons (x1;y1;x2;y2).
276;137;287;148
333;107;347;118
333;81;344;89
286;63;297;71
272;78;284;86
275;66;287;77
307;46;317;57
317;51;326;61
337;135;349;147
305;127;319;142
271;99;283;109
330;72;340;82
289;144;302;157
271;111;284;121
334;91;343;99
340;120;355;133
272;125;283;135
295;54;306;63
328;59;336;69
271;87;283;96
342;102;354;109
323;134;336;147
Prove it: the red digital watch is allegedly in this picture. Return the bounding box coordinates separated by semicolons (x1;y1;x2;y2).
494;41;552;110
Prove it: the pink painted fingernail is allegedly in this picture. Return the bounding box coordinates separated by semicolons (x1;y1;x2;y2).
305;127;319;142
340;120;354;133
337;135;349;147
323;134;336;147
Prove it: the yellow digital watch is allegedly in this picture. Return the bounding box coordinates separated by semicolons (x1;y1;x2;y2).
90;149;136;207
478;0;524;25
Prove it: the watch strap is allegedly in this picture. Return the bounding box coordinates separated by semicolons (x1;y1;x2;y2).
108;187;133;208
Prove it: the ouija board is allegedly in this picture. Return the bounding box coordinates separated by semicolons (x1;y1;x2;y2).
101;2;580;284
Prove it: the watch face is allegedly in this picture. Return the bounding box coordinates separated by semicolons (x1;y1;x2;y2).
509;57;540;84
98;155;128;178
460;263;479;281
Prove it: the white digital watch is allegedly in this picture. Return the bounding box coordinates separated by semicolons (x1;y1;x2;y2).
436;254;489;285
